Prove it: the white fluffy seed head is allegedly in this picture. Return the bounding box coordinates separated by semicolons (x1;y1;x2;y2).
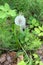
14;15;26;30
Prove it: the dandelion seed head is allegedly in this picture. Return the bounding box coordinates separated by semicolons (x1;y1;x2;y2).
14;15;26;30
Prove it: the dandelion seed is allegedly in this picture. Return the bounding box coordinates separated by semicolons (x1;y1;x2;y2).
14;14;26;30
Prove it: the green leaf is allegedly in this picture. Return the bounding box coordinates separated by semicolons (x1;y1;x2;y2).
4;3;10;11
29;58;33;65
35;61;39;64
38;32;43;36
39;61;43;65
33;54;38;58
0;11;7;19
8;10;16;17
0;6;5;11
18;61;26;65
32;18;36;24
34;28;40;34
39;26;43;31
30;25;34;28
